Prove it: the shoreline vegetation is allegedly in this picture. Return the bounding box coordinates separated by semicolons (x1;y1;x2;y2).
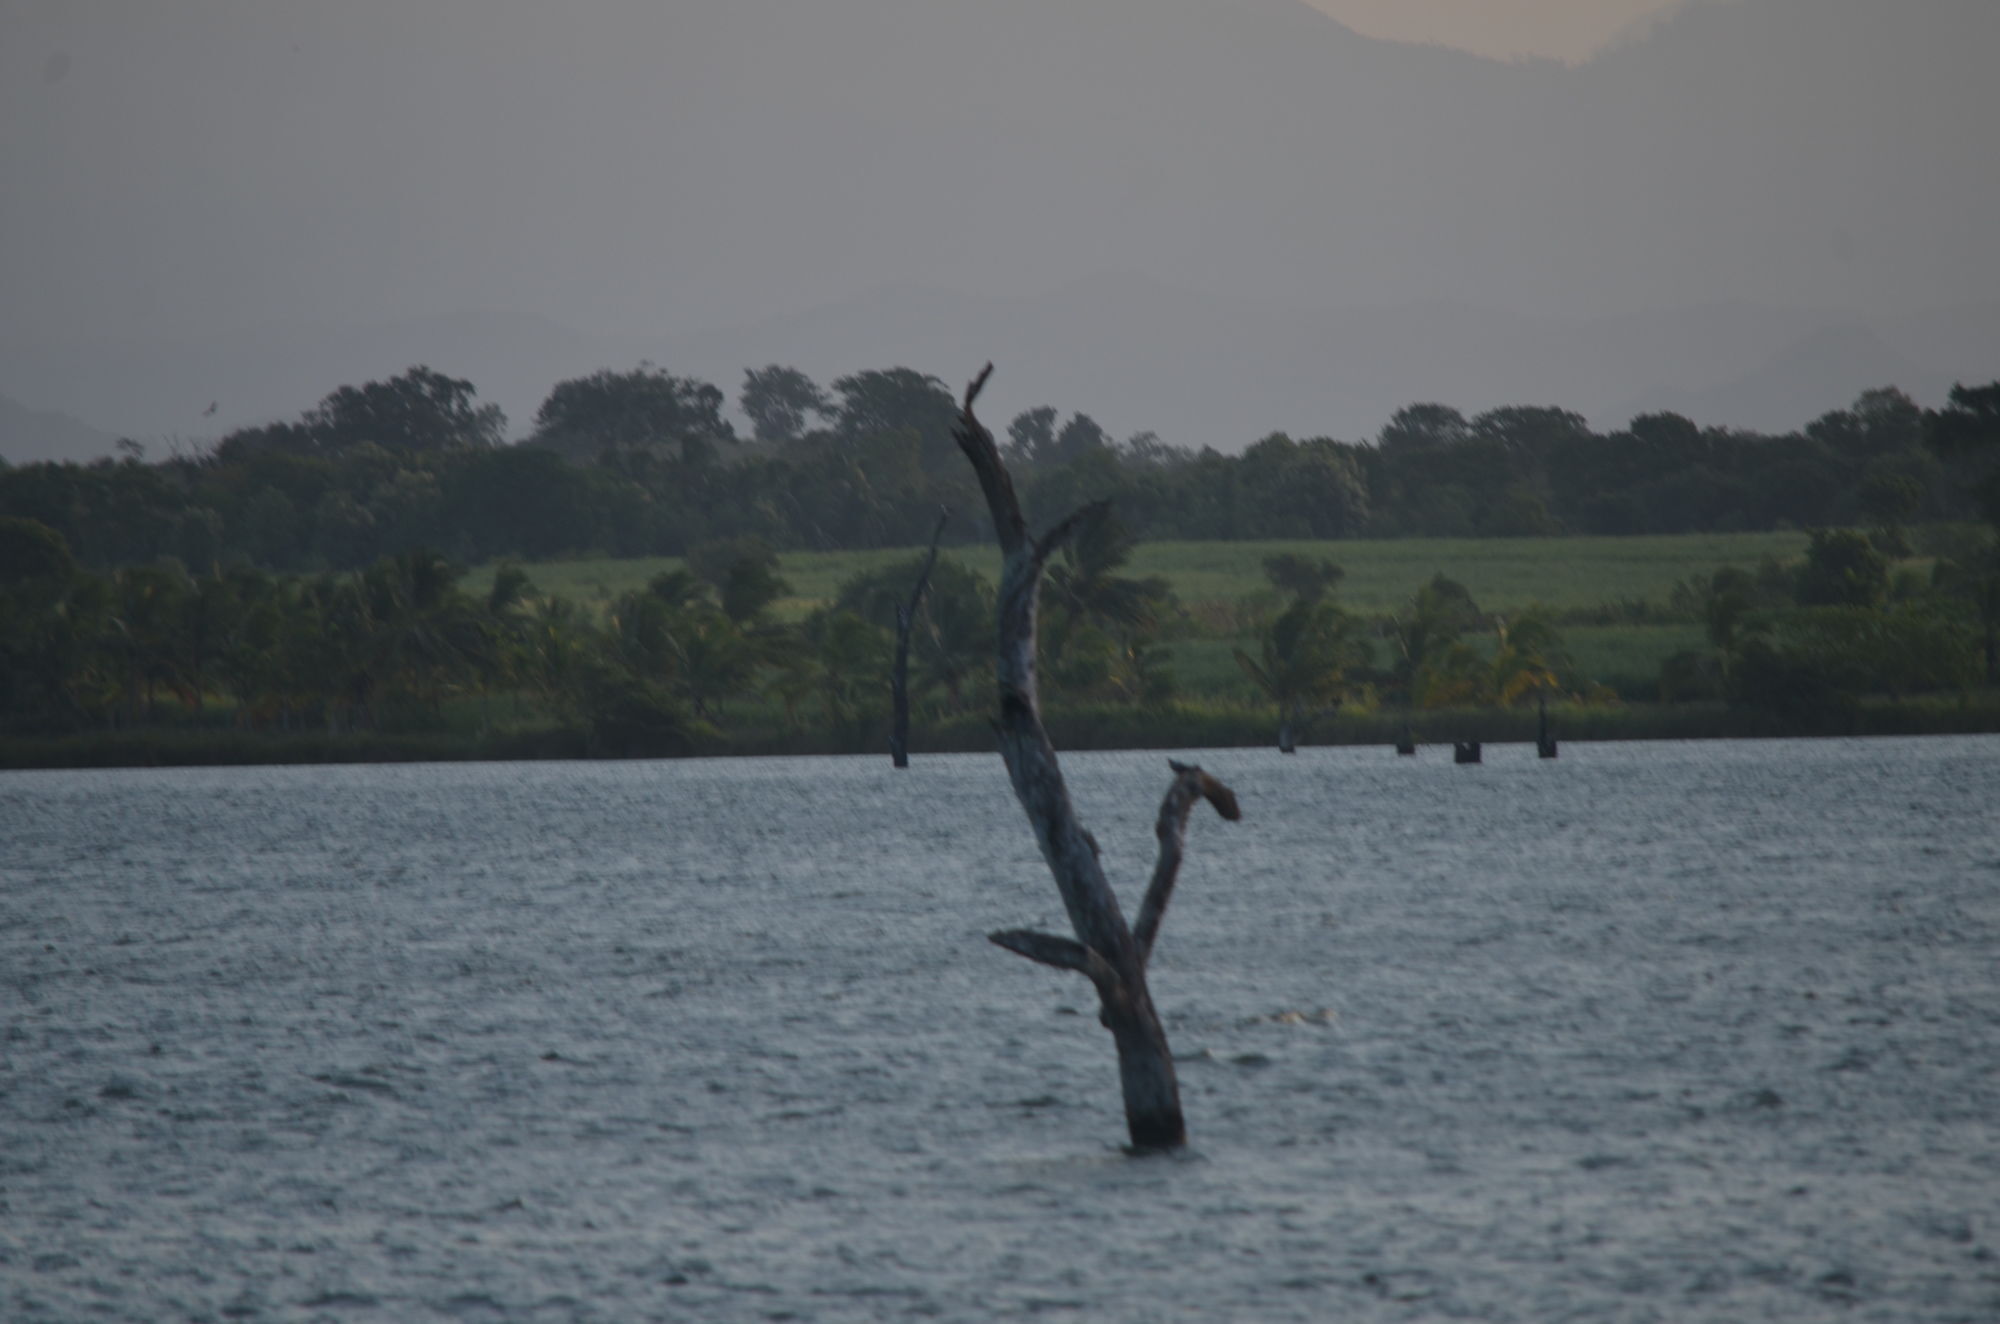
7;694;2000;772
6;522;2000;772
7;370;1996;771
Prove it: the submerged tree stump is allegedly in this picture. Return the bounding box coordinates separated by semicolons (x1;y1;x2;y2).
954;364;1240;1151
890;507;950;769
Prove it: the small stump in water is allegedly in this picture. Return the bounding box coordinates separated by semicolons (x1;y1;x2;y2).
1454;740;1482;764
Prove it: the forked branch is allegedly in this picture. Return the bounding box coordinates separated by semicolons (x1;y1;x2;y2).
1133;761;1242;963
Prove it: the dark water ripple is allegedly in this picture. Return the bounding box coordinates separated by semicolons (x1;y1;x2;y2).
3;736;1998;1321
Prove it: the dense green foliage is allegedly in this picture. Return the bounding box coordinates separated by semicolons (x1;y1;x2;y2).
3;364;1992;573
3;517;1991;758
5;365;1997;762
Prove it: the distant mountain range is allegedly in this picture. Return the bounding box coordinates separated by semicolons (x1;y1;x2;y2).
0;394;121;466
3;0;1994;452
5;287;1995;459
656;280;2000;446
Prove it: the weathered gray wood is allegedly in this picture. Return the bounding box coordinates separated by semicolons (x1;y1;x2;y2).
988;929;1121;999
1133;762;1241;963
954;363;1239;1151
891;507;950;769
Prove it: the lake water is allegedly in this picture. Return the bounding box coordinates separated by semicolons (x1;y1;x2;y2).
3;737;1998;1321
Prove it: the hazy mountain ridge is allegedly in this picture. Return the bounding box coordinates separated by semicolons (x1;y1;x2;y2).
662;279;1999;445
2;0;1992;449
11;285;1990;457
0;394;122;466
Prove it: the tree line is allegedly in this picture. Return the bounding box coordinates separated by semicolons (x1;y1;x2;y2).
0;518;1588;745
2;363;1994;573
5;508;1994;750
0;515;1143;748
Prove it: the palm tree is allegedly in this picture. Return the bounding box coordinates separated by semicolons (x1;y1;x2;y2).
107;564;188;724
359;550;495;722
1042;511;1176;702
835;552;994;714
479;564;537;724
519;595;597;715
166;571;241;720
668;603;759;721
0;557;117;729
1390;573;1487;708
1489;608;1569;706
210;568;290;728
1234;598;1371;752
804;608;892;735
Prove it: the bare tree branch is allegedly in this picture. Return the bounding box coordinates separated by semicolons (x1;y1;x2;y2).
1133;761;1242;964
953;362;1028;557
963;360;995;409
1033;500;1113;571
953;365;1124;965
989;930;1123;1000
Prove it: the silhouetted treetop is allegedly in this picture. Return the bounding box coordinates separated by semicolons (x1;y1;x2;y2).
741;365;828;443
305;365;505;455
531;365;733;464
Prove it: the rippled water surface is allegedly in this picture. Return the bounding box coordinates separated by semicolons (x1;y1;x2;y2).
4;737;1999;1321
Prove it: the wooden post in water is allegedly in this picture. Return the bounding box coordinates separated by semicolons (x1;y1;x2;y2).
890;507;950;769
1537;691;1558;759
1395;716;1416;756
954;364;1241;1151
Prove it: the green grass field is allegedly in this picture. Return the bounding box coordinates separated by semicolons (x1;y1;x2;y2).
474;531;1812;621
470;533;1810;702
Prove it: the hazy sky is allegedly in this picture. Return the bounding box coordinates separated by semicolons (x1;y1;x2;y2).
2;0;1994;445
1299;0;1690;62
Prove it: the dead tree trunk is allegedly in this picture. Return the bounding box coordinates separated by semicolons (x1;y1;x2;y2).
1278;701;1339;754
891;507;950;769
954;364;1240;1151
